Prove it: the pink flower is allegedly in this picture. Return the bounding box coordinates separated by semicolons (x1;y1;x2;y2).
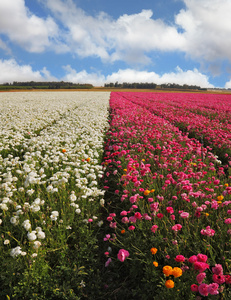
117;249;130;262
166;206;174;214
212;264;223;275
105;258;112;267
157;213;164;219
201;226;215;237
225;218;231;224
175;255;185;262
134;212;142;219
120;211;127;216
225;275;231;284
194;262;209;273
197;254;208;262
170;214;176;220
196;272;206;284
180;212;189;219
104;234;110;241
198;283;209;297
171;224;182;232
151;225;158;233
212;274;226;284
121;217;129;224
128;225;135;231
208;283;219;295
191;284;199;292
188;255;197;264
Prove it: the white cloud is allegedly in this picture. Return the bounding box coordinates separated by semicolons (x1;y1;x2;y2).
176;0;231;62
0;59;57;83
0;38;11;54
225;79;231;89
0;0;58;52
62;65;213;88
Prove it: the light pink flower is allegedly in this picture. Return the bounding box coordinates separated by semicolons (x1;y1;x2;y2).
151;225;158;233
208;283;219;295
196;272;206;284
180;212;189;218
212;264;223;275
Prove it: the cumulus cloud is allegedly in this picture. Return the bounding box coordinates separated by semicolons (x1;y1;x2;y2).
0;59;57;83
176;0;231;62
62;65;213;88
225;79;231;89
0;0;58;52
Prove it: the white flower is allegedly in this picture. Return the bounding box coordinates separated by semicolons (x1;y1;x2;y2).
100;199;105;206
33;241;42;250
10;246;22;257
75;208;81;214
4;239;10;245
37;231;45;239
27;232;37;241
10;216;19;225
0;203;8;211
22;220;31;231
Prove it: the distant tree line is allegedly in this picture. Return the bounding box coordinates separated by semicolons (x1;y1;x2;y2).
104;82;157;89
104;82;206;90
0;81;93;90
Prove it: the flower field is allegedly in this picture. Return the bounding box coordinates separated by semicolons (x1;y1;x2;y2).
0;91;231;299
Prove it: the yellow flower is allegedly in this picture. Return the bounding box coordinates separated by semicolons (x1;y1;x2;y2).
123;169;127;172
224;183;229;187
217;195;224;201
150;247;158;255
172;267;182;278
163;266;173;276
165;280;174;289
144;190;150;196
153;261;158;267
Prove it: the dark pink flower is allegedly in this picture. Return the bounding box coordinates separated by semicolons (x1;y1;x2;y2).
198;283;209;297
194;262;209;273
188;255;197;264
197;254;208;262
196;272;206;284
191;284;199;292
151;225;158;233
175;255;185;262
212;264;223;275
117;249;130;262
212;274;226;284
208;283;219;295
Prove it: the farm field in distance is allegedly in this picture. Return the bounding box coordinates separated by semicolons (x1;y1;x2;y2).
0;91;231;299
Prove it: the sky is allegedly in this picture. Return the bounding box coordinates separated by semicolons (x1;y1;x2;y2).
0;0;231;88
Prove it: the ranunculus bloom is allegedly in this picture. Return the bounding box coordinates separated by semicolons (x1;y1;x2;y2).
191;284;199;292
175;255;185;262
194;262;209;273
197;254;208;262
171;224;182;231
212;274;226;284
225;275;231;284
212;264;223;275
165;280;174;288
163;266;173;276
180;212;189;218
188;255;197;264
172;267;182;278
225;218;231;224
198;283;209;297
151;225;158;233
196;272;206;284
117;249;130;262
208;283;219;295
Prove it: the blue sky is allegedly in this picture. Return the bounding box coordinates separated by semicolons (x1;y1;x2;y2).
0;0;231;88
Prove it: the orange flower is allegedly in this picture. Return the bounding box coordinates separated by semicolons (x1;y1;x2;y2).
86;157;91;162
121;229;125;234
62;149;66;153
172;267;182;278
153;261;158;267
144;190;150;196
150;247;158;255
217;195;224;201
224;183;229;187
150;189;155;193
165;280;174;289
163;266;173;276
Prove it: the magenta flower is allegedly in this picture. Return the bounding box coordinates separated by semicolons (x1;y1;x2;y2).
212;274;226;284
208;283;219;295
194;261;209;273
200;226;215;237
117;249;130;262
224;218;231;224
175;255;185;262
197;254;208;262
171;224;182;232
151;225;158;233
212;264;223;275
191;284;199;292
188;255;197;264
196;272;206;284
198;283;209;297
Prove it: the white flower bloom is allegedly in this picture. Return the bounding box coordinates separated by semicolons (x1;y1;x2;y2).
33;241;42;250
10;216;19;225
75;208;81;214
27;232;37;241
10;246;22;257
22;220;31;231
4;239;10;245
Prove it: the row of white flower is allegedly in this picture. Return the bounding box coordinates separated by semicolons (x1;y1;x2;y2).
0;91;110;258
